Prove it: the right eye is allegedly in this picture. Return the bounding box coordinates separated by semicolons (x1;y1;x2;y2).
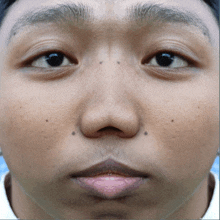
31;52;73;68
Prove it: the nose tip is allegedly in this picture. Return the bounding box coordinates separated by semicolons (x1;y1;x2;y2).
80;106;140;138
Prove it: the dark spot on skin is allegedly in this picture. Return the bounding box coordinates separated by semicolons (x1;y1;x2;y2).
171;120;174;122
144;132;148;135
100;61;103;64
117;61;120;64
72;132;76;135
198;106;200;109
46;120;49;122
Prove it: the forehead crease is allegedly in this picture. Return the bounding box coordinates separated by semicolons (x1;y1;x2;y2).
126;3;210;38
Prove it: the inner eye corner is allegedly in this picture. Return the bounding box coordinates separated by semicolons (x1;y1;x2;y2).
141;57;151;65
72;57;79;65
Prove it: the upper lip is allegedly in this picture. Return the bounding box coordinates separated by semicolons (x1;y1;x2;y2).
71;158;149;177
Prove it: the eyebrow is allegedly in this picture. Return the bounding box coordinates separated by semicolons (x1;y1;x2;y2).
126;3;211;41
7;3;94;44
7;2;212;45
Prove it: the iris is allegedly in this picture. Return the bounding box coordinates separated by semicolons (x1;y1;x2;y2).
156;53;174;67
45;53;64;67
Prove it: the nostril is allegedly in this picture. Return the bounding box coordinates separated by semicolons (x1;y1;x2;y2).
99;126;121;132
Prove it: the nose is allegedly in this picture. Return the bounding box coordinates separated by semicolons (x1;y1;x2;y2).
79;62;140;139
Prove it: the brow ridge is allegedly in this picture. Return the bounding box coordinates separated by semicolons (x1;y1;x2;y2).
126;3;211;40
7;3;93;44
7;2;212;45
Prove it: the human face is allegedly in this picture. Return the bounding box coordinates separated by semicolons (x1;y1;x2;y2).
0;0;219;219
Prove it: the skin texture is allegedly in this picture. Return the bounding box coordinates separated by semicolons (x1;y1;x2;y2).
0;0;219;219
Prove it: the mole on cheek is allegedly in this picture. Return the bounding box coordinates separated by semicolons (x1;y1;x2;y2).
72;132;76;135
171;120;174;122
117;61;120;64
100;61;103;64
144;132;148;135
46;120;49;122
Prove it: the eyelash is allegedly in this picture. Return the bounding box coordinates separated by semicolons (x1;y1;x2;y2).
23;50;78;67
22;47;196;71
142;50;194;68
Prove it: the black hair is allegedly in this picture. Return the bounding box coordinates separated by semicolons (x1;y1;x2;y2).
0;0;16;25
0;0;219;27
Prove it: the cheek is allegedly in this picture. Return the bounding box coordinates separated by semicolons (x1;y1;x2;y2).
0;85;72;182
150;79;219;181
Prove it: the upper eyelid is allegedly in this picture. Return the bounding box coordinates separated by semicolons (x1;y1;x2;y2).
151;53;186;61
33;51;68;61
18;40;78;65
19;41;199;68
140;40;201;63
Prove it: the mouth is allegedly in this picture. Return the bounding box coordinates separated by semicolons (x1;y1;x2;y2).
70;158;149;199
70;158;149;178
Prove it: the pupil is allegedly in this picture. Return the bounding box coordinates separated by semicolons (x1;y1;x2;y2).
45;53;64;67
156;53;174;67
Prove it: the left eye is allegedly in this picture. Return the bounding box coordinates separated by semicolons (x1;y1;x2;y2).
147;52;188;68
31;52;71;68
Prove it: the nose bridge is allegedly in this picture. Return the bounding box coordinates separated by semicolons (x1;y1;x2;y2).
97;57;128;108
97;43;124;64
79;55;140;138
95;46;126;100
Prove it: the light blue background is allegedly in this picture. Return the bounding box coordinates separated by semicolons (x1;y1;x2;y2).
0;155;219;179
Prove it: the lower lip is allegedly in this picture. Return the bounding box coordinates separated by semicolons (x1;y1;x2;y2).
74;175;147;199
